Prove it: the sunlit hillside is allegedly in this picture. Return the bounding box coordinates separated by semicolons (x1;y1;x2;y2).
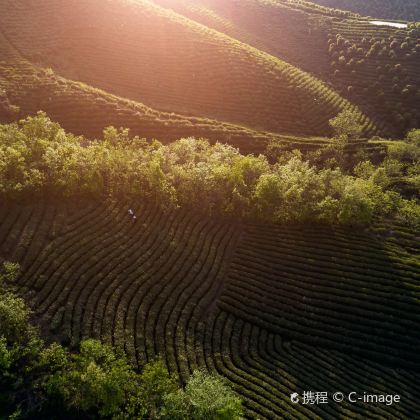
152;0;420;135
0;0;419;418
0;0;375;138
0;31;336;153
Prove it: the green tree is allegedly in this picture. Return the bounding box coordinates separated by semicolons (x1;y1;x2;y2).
406;128;420;146
162;370;243;419
329;109;363;141
138;359;178;418
46;339;145;418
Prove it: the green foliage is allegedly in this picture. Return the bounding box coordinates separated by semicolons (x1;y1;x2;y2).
162;370;243;419
0;291;32;344
0;265;243;418
396;198;420;229
2;261;20;282
46;339;145;418
0;113;418;227
406;129;420;146
137;359;178;417
388;141;419;163
329;109;363;141
0;263;45;417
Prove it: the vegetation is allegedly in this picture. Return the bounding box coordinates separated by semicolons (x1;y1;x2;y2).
152;0;420;137
0;112;417;419
1;113;418;227
311;0;420;21
221;222;420;369
0;198;418;418
327;19;420;134
0;1;419;418
0;28;335;156
0;263;243;419
0;0;376;138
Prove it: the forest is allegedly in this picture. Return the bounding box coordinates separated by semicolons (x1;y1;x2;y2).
1;112;418;228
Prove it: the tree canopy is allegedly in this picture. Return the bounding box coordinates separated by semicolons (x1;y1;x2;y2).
0;263;243;419
0;112;418;228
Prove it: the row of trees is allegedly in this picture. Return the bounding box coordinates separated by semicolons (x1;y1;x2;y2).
0;263;243;419
0;112;418;227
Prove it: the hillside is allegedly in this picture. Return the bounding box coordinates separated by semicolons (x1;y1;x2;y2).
1;200;419;418
1;32;337;154
311;0;420;21
0;0;419;418
152;0;420;136
327;19;420;135
0;0;375;138
2;0;418;139
152;0;338;76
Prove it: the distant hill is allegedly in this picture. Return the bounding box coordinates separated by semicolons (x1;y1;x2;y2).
310;0;420;21
0;0;375;139
152;0;420;135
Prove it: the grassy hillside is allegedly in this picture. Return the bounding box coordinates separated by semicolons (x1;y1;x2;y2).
311;0;420;21
1;32;337;154
153;0;336;76
153;0;420;136
1;201;419;418
0;0;376;138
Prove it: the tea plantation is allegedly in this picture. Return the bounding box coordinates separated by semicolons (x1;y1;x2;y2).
1;201;419;417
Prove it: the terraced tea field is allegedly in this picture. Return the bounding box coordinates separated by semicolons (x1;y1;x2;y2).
153;0;336;76
311;0;420;21
153;0;420;136
327;18;420;134
0;0;377;138
1;201;419;418
1;31;339;154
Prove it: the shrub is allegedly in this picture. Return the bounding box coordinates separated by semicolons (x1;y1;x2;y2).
329;109;363;140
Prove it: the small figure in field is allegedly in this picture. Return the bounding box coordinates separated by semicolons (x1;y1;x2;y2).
128;208;137;223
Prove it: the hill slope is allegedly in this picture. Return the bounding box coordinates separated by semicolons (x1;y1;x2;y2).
1;31;337;153
153;0;336;76
152;0;420;136
1;201;419;418
310;0;420;21
0;0;376;138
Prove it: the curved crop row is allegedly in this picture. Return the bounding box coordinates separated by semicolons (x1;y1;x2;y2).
197;310;419;418
0;30;335;155
0;0;377;138
327;19;420;134
153;0;333;77
1;202;419;418
311;0;420;21
220;223;420;369
1;202;239;375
